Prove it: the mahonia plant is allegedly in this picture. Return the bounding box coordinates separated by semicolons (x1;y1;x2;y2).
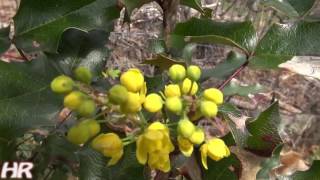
50;64;230;172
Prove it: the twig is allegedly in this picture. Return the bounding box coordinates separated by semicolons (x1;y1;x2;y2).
14;43;30;61
217;61;249;90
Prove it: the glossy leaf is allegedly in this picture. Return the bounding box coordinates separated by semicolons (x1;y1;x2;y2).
142;54;185;71
219;103;242;117
13;0;120;53
260;0;299;18
201;51;247;81
79;144;144;180
246;102;282;156
250;21;320;69
223;81;265;97
0;27;11;55
171;18;257;53
203;154;241;180
46;28;109;77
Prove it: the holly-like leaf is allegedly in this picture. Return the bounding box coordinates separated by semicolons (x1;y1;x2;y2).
219;103;242;117
180;0;204;13
203;154;241;180
0;27;11;55
142;54;185;71
256;145;282;180
171;18;257;53
13;0;120;53
201;51;247;81
46;28;109;77
223;81;265;97
78;144;144;180
250;21;320;69
246;102;282;156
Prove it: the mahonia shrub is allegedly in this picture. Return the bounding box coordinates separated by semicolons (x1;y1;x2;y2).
50;64;230;172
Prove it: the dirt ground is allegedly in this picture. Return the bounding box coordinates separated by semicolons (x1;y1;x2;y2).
1;0;320;162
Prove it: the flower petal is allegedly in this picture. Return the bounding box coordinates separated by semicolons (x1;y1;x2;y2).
136;136;148;164
200;144;208;170
107;149;123;166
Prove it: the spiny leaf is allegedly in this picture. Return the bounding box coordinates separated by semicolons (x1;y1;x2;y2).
142;54;185;71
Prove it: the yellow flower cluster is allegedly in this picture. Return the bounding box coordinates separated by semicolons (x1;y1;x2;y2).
200;138;230;169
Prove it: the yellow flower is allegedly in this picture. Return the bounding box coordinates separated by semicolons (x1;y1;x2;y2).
64;91;87;110
200;100;218;118
177;118;195;138
108;85;129;105
50;75;74;94
136;122;174;172
91;133;124;166
187;65;201;81
139;82;147;103
203;88;223;105
164;84;181;97
168;64;186;82
180;78;198;95
165;97;183;114
120;68;144;92
189;128;205;145
143;93;163;113
120;92;142;114
200;138;230;169
177;136;193;157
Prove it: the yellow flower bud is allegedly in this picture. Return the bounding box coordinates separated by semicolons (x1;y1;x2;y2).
143;93;163;113
164;84;181;97
180;78;198;95
120;68;144;92
177;136;194;157
80;119;100;137
177;118;195;138
108;85;128;105
64;91;87;110
203;88;223;105
189;128;205;145
91;133;124;166
168;64;186;82
200;138;230;169
67;125;90;145
200;101;218;118
165;97;183;114
50;75;74;94
120;92;142;113
77;99;96;117
74;66;92;84
187;65;201;81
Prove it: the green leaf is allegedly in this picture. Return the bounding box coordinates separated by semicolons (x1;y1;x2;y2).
13;0;120;53
256;145;283;180
79;144;144;180
219;103;242;117
142;54;186;71
203;154;241;180
122;0;152;15
0;27;11;55
171;18;257;53
250;21;320;69
180;0;204;13
201;51;247;81
223;81;265;97
46;28;109;77
145;75;166;93
290;160;320;180
287;0;316;16
260;0;299;18
246;102;282;156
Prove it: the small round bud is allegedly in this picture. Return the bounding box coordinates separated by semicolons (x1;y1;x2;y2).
143;93;163;113
168;64;186;82
164;84;181;97
64;91;87;110
108;85;128;105
77;99;96;117
187;65;201;81
80;119;100;137
177;118;195;138
203;88;223;105
165;97;183;114
120;92;142;113
50;75;74;94
67;125;90;145
180;78;198;95
74;66;93;84
189;128;205;145
120;68;144;92
200;100;218;118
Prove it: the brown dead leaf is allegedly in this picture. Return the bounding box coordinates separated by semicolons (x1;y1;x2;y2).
274;151;309;176
228;114;249;133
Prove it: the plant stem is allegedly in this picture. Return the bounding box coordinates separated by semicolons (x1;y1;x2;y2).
217;61;249;90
